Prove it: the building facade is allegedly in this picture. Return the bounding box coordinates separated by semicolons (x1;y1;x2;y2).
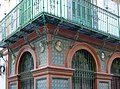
0;0;120;89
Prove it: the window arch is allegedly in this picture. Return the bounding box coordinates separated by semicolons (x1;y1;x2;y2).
20;52;34;72
20;52;34;89
111;58;120;89
72;49;96;89
111;58;120;75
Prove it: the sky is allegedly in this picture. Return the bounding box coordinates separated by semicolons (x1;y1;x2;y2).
0;0;7;21
0;0;13;21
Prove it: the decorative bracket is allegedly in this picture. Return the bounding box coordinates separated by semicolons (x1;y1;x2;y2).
70;29;80;48
101;35;110;49
24;35;35;50
109;41;120;58
52;18;63;40
8;47;16;64
98;35;110;54
36;28;41;36
32;22;41;36
8;48;16;58
43;14;48;34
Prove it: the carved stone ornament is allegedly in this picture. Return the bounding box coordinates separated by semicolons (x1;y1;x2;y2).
99;50;106;62
12;54;15;64
55;40;62;52
39;42;45;53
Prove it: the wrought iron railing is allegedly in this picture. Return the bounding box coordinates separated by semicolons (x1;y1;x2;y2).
0;0;119;42
72;49;95;89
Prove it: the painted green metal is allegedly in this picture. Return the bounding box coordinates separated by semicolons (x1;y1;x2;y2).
72;49;95;89
0;0;120;46
72;0;92;28
20;0;32;27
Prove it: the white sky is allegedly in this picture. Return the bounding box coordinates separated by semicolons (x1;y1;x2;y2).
0;0;17;21
0;0;8;21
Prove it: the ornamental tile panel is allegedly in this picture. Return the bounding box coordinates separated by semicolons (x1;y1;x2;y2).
52;36;72;65
52;78;70;89
10;54;15;76
10;48;19;76
94;47;110;72
99;82;109;89
36;78;47;89
33;37;47;66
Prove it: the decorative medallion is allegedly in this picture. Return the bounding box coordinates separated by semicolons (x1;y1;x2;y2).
99;50;106;62
55;40;63;52
101;52;105;59
39;42;45;53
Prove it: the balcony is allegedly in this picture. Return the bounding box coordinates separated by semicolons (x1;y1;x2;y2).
0;0;120;48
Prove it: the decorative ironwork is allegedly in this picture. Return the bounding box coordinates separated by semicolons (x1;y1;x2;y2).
52;78;70;89
111;58;120;75
20;52;34;89
21;78;34;89
20;52;34;72
72;49;95;89
50;0;55;10
111;76;120;89
111;58;120;89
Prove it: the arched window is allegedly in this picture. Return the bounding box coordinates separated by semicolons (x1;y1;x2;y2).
20;52;34;89
111;58;120;89
72;49;96;89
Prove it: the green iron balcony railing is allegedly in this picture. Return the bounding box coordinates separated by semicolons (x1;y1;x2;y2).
0;0;119;45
